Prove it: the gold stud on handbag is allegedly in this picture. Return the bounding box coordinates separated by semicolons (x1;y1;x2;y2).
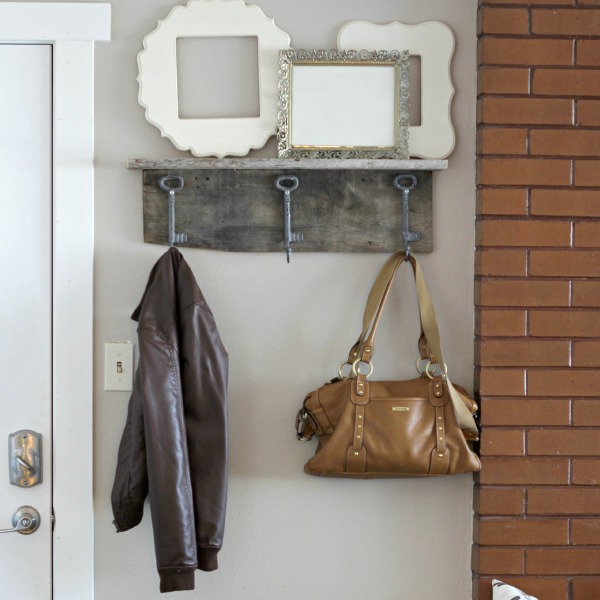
295;252;480;478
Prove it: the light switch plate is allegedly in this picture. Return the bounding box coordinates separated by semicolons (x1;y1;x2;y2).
104;342;134;391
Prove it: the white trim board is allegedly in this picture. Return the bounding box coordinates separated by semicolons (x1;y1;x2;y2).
0;3;110;42
0;4;111;600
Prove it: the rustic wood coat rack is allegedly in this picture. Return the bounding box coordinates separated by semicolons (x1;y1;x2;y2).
128;158;447;257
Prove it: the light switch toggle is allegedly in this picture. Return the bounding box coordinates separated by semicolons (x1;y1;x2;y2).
105;342;134;392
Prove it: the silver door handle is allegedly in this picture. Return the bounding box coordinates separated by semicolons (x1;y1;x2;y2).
0;506;40;535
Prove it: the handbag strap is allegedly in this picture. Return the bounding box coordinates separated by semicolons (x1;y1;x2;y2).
349;252;478;435
346;252;431;364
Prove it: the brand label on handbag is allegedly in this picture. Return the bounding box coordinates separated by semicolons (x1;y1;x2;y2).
392;407;410;412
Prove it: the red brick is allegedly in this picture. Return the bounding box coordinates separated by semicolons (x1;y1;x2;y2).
572;519;600;544
527;548;600;575
573;281;600;307
476;249;527;276
477;517;568;545
530;251;600;277
483;0;572;3
528;429;600;456
575;222;600;248
528;369;600;397
480;7;530;35
574;400;600;426
479;457;568;485
478;189;528;216
479;67;530;95
480;398;570;426
480;429;525;456
480;158;571;186
477;309;527;337
573;460;600;485
478;127;527;156
534;69;600;97
482;0;575;3
528;487;600;515
478;368;526;396
573;578;600;600
481;97;572;125
578;40;600;66
530;311;600;337
532;9;600;35
573;341;600;367
475;486;525;516
578;100;600;127
478;339;569;367
473;546;525;575
479;37;573;66
479;220;571;247
531;130;600;157
576;161;600;187
530;189;600;217
479;280;570;307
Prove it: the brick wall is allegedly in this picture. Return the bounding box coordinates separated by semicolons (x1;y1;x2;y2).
474;2;600;599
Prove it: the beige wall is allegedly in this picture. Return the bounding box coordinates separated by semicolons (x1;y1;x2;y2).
90;0;476;597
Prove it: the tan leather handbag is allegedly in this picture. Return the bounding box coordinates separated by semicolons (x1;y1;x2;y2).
296;252;480;478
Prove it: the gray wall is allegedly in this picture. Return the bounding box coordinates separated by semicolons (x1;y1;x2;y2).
89;0;476;597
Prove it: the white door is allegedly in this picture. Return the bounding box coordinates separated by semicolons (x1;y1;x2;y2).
0;44;53;598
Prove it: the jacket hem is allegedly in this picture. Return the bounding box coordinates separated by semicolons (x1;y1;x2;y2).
158;566;197;593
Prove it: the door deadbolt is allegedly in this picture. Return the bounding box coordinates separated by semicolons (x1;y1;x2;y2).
9;430;42;487
0;506;41;535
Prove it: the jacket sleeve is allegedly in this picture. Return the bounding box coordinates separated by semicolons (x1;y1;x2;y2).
111;368;149;532
136;327;199;593
179;302;229;573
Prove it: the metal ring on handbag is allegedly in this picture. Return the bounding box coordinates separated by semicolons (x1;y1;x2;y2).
416;357;430;375
338;361;353;380
424;360;448;380
351;358;374;378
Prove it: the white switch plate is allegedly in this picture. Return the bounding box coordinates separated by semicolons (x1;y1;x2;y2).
104;342;134;392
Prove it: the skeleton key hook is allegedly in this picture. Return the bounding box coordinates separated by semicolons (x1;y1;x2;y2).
393;173;421;257
159;175;188;247
275;175;303;263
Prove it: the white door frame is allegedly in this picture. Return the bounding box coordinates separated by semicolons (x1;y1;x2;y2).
0;4;110;599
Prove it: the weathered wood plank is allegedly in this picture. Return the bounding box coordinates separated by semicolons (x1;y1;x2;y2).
142;169;433;253
129;157;448;171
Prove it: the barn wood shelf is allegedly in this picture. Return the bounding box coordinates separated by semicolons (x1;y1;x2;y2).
128;158;447;254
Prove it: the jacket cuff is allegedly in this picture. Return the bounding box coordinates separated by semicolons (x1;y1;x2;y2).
111;498;144;532
158;567;196;593
198;547;220;571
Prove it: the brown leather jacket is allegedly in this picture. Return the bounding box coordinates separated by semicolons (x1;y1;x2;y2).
111;248;228;593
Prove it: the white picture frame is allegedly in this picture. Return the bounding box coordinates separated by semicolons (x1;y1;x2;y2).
338;21;456;159
277;49;410;159
138;0;290;157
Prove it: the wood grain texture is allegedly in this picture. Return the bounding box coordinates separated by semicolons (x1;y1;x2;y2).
129;157;447;171
141;168;433;253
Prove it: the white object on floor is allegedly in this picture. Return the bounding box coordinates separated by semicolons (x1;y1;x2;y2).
492;579;539;600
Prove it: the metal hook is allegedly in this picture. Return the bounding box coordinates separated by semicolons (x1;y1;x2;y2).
159;175;188;247
393;173;420;258
275;174;303;263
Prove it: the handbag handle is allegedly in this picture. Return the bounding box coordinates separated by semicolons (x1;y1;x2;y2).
345;252;431;367
348;252;478;435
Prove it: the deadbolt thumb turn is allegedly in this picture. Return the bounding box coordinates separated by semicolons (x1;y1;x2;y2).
0;506;41;535
9;430;42;487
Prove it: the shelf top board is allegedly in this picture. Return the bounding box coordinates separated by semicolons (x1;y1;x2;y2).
127;158;448;171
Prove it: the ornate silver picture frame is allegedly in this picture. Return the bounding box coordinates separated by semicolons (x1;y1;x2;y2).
277;49;409;159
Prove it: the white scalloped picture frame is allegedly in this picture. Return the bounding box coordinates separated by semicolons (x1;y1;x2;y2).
338;21;455;159
138;0;291;157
